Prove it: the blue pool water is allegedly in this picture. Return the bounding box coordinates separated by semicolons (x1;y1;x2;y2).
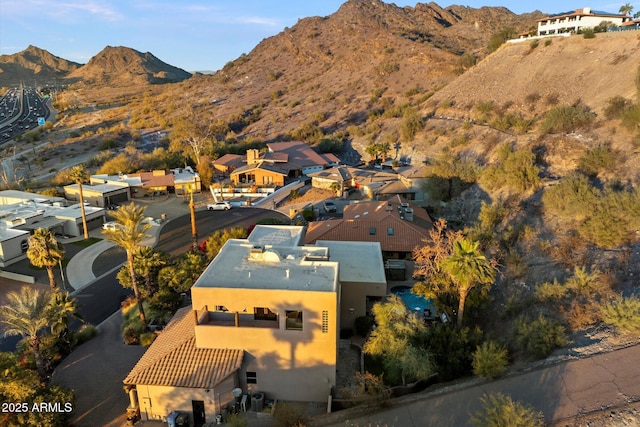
391;286;434;314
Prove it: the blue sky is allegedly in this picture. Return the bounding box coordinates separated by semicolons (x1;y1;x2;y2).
0;1;635;72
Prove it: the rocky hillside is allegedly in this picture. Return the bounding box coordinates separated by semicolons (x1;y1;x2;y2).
67;46;191;86
0;45;81;87
155;0;539;142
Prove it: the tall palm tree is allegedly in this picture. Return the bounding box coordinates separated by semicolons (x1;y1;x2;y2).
102;202;151;327
620;3;633;15
26;228;65;291
69;164;89;240
0;287;54;380
49;291;83;352
441;239;495;327
135;247;168;296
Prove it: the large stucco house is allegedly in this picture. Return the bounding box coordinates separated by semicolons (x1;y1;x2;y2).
124;224;391;425
536;7;631;36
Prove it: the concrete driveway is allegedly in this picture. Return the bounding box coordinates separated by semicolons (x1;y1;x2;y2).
51;311;146;427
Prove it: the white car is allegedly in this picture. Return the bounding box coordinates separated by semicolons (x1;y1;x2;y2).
102;221;122;231
207;201;232;211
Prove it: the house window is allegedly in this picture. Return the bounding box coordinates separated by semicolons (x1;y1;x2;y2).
285;310;303;331
387;227;394;236
214;305;228;312
254;307;278;322
369;227;376;236
246;371;257;384
322;311;329;333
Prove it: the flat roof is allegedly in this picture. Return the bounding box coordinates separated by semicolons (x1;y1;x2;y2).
247;225;306;247
65;183;129;194
317;240;386;285
194;239;338;292
0;227;29;241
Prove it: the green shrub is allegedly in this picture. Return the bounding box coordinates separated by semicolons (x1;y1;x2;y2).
227;413;249;427
488;27;516;52
539;104;596;134
544;39;552;46
534;279;568;302
74;324;98;345
620;104;640;131
481;144;540;193
289;189;300;200
473;341;508;379
581;28;596;38
513;315;567;360
529;40;539;49
578;145;617;176
427;325;482;381
301;209;315;222
475;100;495;114
600;296;640;336
542;174;598;220
471;393;544;427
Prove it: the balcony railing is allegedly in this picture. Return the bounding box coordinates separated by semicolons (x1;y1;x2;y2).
199;311;280;329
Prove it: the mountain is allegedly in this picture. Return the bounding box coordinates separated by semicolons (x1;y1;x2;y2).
67;46;192;86
159;0;541;144
0;45;81;87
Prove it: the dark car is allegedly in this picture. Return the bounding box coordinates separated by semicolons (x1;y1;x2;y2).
323;200;337;213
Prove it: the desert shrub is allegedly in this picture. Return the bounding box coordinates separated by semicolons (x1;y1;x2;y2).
524;92;540;105
400;110;424;142
604;96;632;119
620;104;640;131
544;93;559;106
534;279;568;302
538;104;596;134
529;40;539;49
316;137;344;153
600;296;640;336
542;174;598;220
488;27;517;52
481;144;540;193
470;393;544;427
513;116;536;134
340;371;392;406
289;189;300;200
577;145;617;176
512;315;567;360
473;341;508;379
567;300;602;332
427;325;482;381
564;266;601;298
544;39;552;46
376;62;400;75
458;52;477;70
581;28;596;38
475;100;495;114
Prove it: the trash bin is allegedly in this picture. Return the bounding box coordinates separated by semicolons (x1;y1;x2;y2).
166;411;179;427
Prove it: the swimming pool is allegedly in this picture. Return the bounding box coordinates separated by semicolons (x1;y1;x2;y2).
390;286;434;314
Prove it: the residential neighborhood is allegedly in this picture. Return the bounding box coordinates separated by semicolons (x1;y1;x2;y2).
4;2;640;427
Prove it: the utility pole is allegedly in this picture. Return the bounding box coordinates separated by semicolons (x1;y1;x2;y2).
189;182;198;251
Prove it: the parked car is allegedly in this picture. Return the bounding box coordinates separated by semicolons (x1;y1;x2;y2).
102;221;122;231
207;201;232;211
323;200;337;213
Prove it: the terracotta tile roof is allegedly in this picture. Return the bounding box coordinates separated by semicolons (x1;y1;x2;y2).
123;307;243;388
344;196;432;225
305;216;429;253
131;171;175;188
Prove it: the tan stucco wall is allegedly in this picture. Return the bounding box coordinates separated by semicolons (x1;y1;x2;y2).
136;374;237;423
192;287;338;402
340;280;387;330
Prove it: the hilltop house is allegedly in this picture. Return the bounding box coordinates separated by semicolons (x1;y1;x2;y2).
223;142;340;186
536;7;631;36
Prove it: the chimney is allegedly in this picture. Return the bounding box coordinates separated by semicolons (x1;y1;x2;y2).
247;149;260;165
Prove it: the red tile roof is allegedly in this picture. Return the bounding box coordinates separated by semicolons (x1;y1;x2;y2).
124;307;243;388
306;196;432;253
267;141;338;168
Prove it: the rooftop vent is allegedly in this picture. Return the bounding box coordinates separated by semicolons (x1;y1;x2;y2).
404;208;414;222
249;245;264;260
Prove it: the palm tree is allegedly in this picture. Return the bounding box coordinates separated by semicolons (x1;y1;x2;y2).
26;228;65;291
441;239;495;327
620;3;633;15
102;202;152;327
69;164;89;240
49;291;83;352
135;247;168;296
0;287;54;380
